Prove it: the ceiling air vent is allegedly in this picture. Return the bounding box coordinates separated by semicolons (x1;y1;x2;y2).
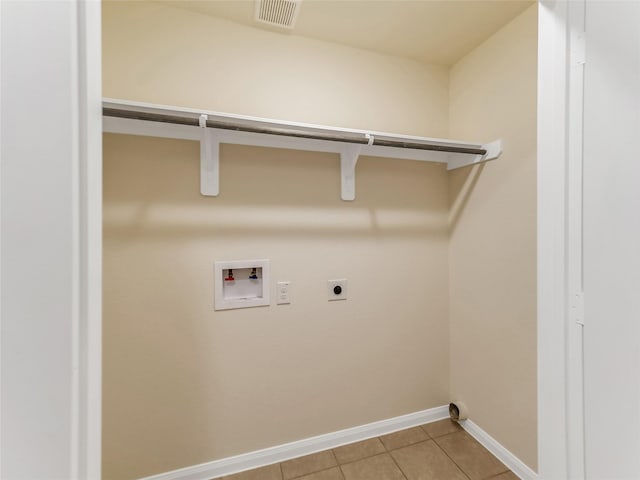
254;0;302;30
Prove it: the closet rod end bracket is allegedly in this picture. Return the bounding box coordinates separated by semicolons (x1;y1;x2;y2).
446;138;502;171
482;139;502;162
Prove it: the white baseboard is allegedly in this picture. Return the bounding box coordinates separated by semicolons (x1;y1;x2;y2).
460;419;538;480
138;405;449;480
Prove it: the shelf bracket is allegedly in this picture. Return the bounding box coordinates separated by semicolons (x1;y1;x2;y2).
200;114;219;196
340;143;362;201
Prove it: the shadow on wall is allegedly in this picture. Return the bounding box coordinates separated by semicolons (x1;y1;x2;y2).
103;134;451;239
448;163;486;232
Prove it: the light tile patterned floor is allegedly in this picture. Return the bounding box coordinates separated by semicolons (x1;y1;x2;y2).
218;419;519;480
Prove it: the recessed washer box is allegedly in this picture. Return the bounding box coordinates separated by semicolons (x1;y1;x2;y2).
214;259;270;311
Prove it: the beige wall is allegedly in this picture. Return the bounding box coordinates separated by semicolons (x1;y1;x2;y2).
448;4;538;470
102;1;449;137
102;2;451;479
103;139;450;479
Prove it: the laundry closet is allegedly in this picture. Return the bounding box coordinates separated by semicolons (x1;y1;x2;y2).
101;2;538;479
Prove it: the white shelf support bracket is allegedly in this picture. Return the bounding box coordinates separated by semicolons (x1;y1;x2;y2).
199;114;219;196
340;143;362;201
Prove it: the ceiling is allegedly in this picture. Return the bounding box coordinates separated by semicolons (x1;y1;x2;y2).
158;0;534;66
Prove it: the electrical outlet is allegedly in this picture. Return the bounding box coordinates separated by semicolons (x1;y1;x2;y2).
328;279;347;301
277;281;290;305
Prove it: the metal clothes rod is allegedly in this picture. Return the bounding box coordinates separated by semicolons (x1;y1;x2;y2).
102;107;488;156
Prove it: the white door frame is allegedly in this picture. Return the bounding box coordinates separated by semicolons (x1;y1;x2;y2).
76;1;103;478
537;1;585;478
0;1;102;478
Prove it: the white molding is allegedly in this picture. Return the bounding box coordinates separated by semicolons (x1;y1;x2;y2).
565;1;587;477
138;406;449;480
460;420;538;480
0;1;3;475
537;2;572;479
76;1;103;478
1;2;101;478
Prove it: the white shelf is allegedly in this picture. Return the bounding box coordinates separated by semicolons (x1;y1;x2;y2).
102;98;502;200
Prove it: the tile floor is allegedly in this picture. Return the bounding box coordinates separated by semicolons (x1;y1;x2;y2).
219;419;518;480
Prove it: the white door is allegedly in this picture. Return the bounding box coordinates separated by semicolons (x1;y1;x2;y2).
583;1;640;478
0;1;102;478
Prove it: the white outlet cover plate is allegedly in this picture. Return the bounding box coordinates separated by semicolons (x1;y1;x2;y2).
328;279;347;301
277;281;290;305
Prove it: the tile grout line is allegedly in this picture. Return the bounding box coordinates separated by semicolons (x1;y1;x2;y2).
419;424;432;439
330;430;428;470
285;431;508;480
430;431;480;480
381;424;434;453
381;438;410;480
482;471;514;480
379;428;435;480
288;421;452;475
384;423;498;480
288;465;344;480
437;430;511;480
285;452;341;480
329;449;345;480
329;448;339;467
347;451;409;480
331;438;389;468
331;446;351;480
